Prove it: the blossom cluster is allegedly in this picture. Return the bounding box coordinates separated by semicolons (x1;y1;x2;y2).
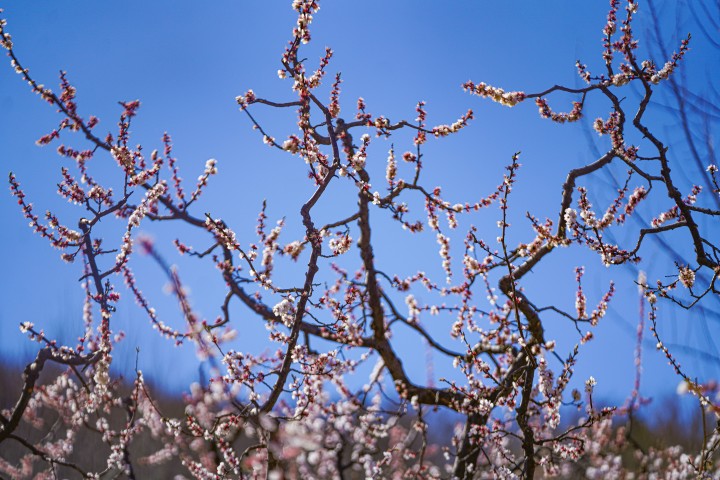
462;81;526;107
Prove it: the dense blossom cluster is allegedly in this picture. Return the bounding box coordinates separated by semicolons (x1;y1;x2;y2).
1;1;719;479
462;81;526;107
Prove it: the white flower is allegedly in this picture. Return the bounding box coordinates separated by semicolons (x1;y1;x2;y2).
94;369;110;386
477;398;493;415
612;74;630;86
564;208;577;226
676;380;689;395
678;266;695;288
328;235;352;255
585;376;597;393
204;158;218;175
282;136;300;153
272;297;296;327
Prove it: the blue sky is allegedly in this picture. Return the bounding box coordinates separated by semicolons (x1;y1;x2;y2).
1;1;718;414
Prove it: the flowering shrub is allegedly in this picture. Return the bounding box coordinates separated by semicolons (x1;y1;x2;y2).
1;1;719;478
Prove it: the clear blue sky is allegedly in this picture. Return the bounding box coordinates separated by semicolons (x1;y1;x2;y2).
1;1;718;413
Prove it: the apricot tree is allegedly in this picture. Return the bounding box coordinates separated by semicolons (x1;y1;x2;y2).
1;1;718;478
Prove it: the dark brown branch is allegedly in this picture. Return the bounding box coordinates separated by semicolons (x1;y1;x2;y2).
0;347;100;443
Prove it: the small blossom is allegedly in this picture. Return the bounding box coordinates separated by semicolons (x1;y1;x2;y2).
204;158;218;175
402;152;416;163
328;234;352;255
678;266;695;288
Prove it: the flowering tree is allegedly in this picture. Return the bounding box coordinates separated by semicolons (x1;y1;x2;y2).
1;1;719;478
